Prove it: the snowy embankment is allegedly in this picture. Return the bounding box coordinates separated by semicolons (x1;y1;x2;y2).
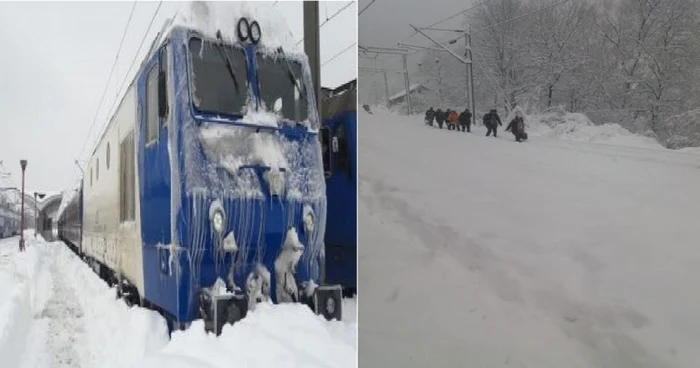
359;107;700;367
0;236;357;368
520;109;668;150
395;104;700;152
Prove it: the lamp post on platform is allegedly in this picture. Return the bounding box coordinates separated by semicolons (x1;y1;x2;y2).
19;160;27;252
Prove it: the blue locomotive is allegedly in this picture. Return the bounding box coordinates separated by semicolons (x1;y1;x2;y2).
58;15;342;334
320;80;357;295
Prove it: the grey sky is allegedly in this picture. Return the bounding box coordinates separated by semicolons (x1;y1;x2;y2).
358;0;475;101
0;0;356;194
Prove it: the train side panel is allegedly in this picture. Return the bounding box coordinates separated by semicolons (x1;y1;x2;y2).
322;86;357;290
137;42;181;320
82;83;145;296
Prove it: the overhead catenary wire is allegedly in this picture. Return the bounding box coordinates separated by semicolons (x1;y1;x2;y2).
77;1;138;162
84;0;164;163
395;0;493;47
296;1;354;46
358;0;377;16
322;42;357;67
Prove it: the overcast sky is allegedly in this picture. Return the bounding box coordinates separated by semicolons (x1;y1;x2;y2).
0;0;356;195
358;0;475;101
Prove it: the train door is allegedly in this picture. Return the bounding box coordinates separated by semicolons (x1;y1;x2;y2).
319;120;351;178
137;44;172;247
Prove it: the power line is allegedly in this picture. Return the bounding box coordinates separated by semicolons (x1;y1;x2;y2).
396;0;493;46
320;1;354;28
77;1;138;161
359;0;377;16
86;0;164;162
296;1;354;46
322;42;356;67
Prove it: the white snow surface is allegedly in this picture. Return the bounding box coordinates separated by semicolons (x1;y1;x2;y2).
0;233;357;368
359;107;700;367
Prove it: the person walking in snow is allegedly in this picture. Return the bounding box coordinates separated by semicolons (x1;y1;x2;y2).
362;104;372;114
435;108;446;129
447;110;459;131
484;109;502;137
425;107;435;126
506;112;528;142
458;108;472;132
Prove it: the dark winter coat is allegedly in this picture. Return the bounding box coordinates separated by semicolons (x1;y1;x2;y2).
459;110;472;125
425;108;435;122
435;109;446;123
506;116;525;134
483;112;502;127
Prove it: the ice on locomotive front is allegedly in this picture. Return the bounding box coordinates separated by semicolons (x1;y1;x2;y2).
164;17;341;333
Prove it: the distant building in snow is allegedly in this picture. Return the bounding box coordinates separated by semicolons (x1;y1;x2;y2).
388;83;432;107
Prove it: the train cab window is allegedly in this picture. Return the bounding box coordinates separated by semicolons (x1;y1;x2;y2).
332;123;349;174
319;126;331;177
145;65;159;144
188;37;247;117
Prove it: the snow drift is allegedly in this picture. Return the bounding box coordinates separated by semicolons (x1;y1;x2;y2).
385;103;700;152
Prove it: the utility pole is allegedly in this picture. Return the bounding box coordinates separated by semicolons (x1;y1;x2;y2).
19;160;26;252
402;54;412;115
303;1;322;120
383;70;390;107
360;46;412;114
410;25;476;124
358;66;398;107
464;23;475;126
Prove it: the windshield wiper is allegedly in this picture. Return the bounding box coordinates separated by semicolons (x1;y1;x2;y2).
215;30;240;94
276;48;306;102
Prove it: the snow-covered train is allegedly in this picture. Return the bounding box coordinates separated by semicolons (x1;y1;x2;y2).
0;206;20;239
58;12;342;334
320;80;357;294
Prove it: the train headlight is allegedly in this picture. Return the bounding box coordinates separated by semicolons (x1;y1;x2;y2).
325;297;336;315
237;17;250;42
212;209;225;234
303;205;315;235
249;21;261;44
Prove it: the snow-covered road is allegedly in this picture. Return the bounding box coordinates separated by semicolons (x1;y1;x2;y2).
358;108;700;367
0;234;357;368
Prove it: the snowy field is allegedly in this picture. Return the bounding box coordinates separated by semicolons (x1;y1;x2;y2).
0;233;357;368
358;108;700;367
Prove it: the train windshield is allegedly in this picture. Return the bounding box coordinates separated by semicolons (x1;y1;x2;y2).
255;53;310;125
188;37;248;117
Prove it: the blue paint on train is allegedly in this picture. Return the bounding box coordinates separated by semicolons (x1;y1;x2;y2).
321;82;357;292
137;26;330;324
